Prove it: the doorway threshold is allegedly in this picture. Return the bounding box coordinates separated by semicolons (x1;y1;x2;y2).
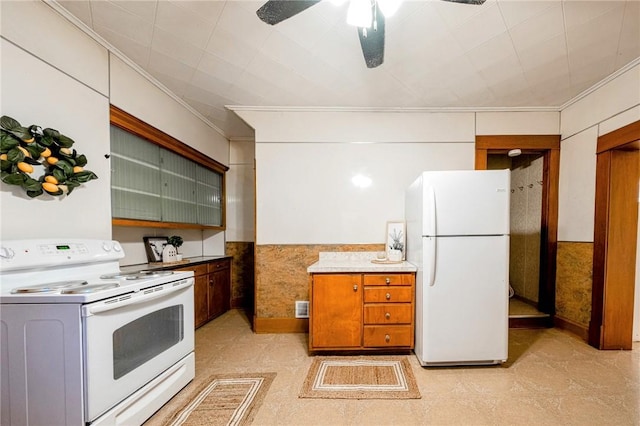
509;315;552;329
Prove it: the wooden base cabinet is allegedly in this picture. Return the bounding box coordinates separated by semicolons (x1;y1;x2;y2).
309;272;415;352
177;258;231;328
208;258;231;320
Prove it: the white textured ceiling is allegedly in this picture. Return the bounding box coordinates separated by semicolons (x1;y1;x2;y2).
55;0;640;139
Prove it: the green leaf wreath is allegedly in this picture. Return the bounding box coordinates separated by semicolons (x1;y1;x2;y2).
0;115;98;198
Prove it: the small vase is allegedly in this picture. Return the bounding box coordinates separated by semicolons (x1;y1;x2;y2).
388;249;402;262
176;254;183;261
162;244;177;263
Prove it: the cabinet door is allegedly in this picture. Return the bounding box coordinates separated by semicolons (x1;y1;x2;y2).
311;274;362;348
208;260;231;320
194;274;209;328
176;264;209;329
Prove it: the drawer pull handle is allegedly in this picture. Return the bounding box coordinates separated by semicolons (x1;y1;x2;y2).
385;277;390;285
385;334;390;343
353;285;358;292
385;312;391;320
385;292;391;300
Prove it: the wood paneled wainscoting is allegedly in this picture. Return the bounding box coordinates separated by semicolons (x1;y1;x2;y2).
225;242;255;310
555;242;594;341
253;244;384;333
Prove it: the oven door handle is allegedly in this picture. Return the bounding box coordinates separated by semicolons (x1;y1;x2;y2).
84;280;193;316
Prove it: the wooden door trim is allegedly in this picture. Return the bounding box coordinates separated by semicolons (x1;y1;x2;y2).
475;135;561;316
597;120;640;153
590;119;640;349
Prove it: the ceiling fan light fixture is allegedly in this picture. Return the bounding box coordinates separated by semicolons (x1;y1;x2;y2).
347;0;373;28
377;0;402;17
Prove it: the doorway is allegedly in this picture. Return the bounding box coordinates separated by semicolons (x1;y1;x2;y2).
590;120;640;350
488;152;547;319
476;135;560;328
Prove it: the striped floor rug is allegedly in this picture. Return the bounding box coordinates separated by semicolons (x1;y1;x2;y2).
299;356;421;399
158;373;275;426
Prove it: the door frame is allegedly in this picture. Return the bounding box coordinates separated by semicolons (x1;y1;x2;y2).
475;135;561;316
589;120;640;349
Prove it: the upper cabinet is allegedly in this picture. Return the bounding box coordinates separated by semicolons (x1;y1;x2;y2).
110;106;228;230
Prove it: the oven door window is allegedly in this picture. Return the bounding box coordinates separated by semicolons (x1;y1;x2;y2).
112;305;183;380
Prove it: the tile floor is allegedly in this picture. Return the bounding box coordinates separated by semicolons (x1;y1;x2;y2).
148;309;639;425
508;298;548;317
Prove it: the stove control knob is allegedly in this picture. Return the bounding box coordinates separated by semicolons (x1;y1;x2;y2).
102;242;112;252
0;247;15;259
113;242;122;252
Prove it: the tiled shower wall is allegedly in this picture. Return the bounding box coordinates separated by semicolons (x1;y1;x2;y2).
510;154;544;303
488;154;543;303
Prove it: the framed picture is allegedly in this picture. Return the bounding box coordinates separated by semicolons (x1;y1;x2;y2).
386;221;406;260
143;236;168;262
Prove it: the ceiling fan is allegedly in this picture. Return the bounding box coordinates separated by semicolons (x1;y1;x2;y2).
256;0;486;69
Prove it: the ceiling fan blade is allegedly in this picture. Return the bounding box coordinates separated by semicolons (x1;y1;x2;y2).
439;0;486;4
256;0;323;25
357;12;385;68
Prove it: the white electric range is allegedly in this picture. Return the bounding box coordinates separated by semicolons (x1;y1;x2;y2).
0;239;195;425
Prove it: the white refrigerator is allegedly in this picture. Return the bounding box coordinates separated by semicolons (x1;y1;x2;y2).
405;170;510;366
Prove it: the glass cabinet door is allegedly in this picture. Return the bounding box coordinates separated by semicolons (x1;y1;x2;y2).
110;124;225;228
160;150;197;224
196;165;222;226
110;126;161;221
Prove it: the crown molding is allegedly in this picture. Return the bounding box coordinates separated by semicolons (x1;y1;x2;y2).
226;105;560;113
559;57;640;110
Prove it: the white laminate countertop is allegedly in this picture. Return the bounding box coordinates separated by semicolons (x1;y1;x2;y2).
307;251;417;273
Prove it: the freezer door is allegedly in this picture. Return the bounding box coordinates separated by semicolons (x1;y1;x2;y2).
421;170;510;237
415;235;509;365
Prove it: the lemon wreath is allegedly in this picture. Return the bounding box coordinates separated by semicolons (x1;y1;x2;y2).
0;115;98;198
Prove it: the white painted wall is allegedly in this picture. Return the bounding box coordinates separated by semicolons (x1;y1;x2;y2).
558;62;640;341
561;63;640;139
255;141;473;244
235;110;476;142
0;1;109;96
109;56;228;165
0;1;228;262
558;127;598;242
0;38;112;240
234;109;560;245
476;111;560;135
226;139;255;242
240;110;478;244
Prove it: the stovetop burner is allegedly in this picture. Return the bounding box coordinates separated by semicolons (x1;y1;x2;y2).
1;239;194;304
61;282;120;294
100;270;174;280
11;280;88;294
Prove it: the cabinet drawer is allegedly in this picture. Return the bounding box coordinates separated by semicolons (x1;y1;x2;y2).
364;287;412;303
363;274;415;286
176;264;207;276
364;304;413;324
363;325;413;347
208;259;231;273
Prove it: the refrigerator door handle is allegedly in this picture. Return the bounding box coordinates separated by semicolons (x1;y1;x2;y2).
428;236;436;286
427;185;436;236
427;185;437;286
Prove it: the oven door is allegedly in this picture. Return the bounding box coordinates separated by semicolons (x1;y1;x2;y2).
82;278;194;422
